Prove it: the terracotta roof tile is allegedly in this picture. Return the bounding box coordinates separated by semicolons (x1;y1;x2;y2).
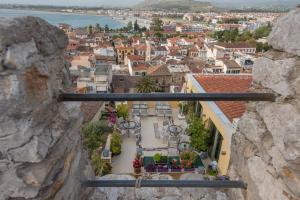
194;74;252;122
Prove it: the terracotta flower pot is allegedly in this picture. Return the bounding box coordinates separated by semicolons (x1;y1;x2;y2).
134;167;141;174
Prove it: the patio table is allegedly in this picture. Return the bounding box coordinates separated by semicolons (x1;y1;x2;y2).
168;125;183;137
121;120;137;137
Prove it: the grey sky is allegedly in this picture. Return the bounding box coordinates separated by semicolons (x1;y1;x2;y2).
0;0;298;8
0;0;143;7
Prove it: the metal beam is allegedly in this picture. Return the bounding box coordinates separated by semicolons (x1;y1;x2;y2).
82;180;247;189
58;93;275;102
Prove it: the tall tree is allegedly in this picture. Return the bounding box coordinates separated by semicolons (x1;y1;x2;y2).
104;24;109;33
134;20;140;32
96;23;102;32
88;25;93;35
150;17;163;32
136;76;158;93
127;21;133;31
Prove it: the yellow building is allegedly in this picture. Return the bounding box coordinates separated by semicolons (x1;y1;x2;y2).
116;46;134;64
186;74;252;175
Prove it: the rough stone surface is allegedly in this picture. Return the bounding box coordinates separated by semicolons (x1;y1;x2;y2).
269;9;300;56
229;8;300;200
0;17;93;200
91;174;229;200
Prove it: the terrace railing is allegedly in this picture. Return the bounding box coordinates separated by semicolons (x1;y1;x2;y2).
59;92;276;189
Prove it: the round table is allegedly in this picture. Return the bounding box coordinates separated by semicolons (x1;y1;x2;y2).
121;120;137;137
167;125;183;137
122;121;137;129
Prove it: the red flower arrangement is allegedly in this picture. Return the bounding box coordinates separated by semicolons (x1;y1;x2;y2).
133;158;142;168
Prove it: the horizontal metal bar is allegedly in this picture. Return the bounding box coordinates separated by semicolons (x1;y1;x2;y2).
58;93;275;102
82;180;247;189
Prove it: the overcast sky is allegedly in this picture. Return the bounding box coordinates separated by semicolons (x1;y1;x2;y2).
0;0;298;8
0;0;143;6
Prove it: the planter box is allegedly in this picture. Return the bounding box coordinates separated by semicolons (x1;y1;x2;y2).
184;168;195;172
171;168;182;172
145;168;156;173
157;167;169;173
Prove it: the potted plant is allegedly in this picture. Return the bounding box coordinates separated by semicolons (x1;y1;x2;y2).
180;151;196;170
145;163;156;172
132;155;142;174
153;153;167;165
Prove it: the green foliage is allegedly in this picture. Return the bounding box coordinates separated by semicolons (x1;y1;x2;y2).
256;42;272;52
82;121;112;153
134;20;140;32
87;25;93;35
104;24;109;32
110;131;122;155
218;18;242;24
187;116;210;152
116;104;129;119
102;163;112;175
180;151;197;162
154;32;163;38
136;76;158;93
178;102;188;115
91;150;102;176
127;21;133;31
112;34;126;40
95;23;102;32
207;169;218;176
153;153;162;163
254;23;272;39
151;17;163;32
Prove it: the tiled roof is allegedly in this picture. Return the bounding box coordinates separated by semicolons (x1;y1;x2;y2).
147;65;171;76
215;42;256;49
194;74;252;122
133;63;148;71
112;75;143;93
127;55;145;61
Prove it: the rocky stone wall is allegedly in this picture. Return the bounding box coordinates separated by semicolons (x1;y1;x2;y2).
228;9;300;200
0;17;93;199
91;174;229;200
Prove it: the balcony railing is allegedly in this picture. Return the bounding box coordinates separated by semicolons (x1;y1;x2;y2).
59;92;275;189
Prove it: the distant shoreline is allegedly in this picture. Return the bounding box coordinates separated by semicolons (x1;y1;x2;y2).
0;8;128;28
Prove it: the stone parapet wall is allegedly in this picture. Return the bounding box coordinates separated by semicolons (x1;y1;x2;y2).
0;17;93;200
228;8;300;200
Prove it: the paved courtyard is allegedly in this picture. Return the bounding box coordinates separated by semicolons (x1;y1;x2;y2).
112;108;186;174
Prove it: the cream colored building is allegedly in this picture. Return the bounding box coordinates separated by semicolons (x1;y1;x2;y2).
186;74;252;175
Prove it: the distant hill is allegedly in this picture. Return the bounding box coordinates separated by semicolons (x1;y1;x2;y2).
198;0;299;9
134;0;214;12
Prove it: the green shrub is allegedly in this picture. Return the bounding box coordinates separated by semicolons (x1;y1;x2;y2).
91;150;102;176
110;132;122;155
153;153;162;163
187;116;210;152
102;163;112;175
82;121;112;153
180;151;197;162
116;104;129;119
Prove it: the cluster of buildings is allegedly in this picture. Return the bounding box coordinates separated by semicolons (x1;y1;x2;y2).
59;13;263;174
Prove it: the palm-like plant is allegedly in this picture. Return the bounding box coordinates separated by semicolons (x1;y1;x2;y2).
136;76;158;93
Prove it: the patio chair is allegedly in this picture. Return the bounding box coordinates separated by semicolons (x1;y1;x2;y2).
132;109;140;116
135;127;141;134
120;129;127;137
140;109;148;116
